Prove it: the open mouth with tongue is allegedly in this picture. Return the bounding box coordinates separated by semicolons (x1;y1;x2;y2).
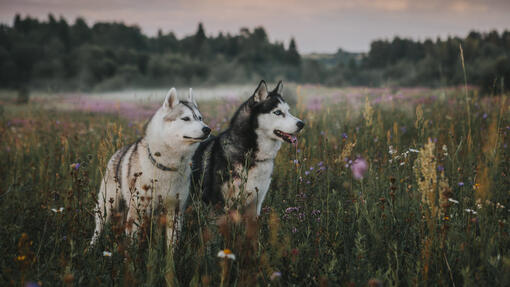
274;130;297;144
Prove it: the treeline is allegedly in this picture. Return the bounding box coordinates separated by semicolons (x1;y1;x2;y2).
0;15;509;93
309;31;510;93
0;15;300;91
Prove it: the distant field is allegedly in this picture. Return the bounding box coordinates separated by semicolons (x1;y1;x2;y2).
0;85;509;286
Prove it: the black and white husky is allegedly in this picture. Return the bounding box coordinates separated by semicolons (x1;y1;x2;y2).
91;88;210;246
191;81;304;216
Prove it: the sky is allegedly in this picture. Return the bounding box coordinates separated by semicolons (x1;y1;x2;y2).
1;0;509;53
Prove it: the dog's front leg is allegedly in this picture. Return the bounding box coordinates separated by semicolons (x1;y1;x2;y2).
125;203;140;239
125;195;148;240
165;197;182;249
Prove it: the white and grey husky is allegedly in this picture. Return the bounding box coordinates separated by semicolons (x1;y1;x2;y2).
91;88;210;247
191;80;304;217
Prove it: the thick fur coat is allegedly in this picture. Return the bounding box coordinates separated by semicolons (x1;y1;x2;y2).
191;81;304;216
91;88;210;246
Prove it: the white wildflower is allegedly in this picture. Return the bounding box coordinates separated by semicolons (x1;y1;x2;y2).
51;207;64;213
389;145;397;155
448;198;459;204
442;144;448;156
217;249;236;260
270;271;282;280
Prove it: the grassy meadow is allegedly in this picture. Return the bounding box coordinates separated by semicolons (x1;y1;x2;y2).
0;85;509;286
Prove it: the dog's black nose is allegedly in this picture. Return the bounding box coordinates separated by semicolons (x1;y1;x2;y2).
296;121;305;129
202;126;211;135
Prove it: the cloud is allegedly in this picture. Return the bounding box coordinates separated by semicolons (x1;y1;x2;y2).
449;1;488;13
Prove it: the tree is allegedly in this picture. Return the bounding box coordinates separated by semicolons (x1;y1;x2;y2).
191;22;207;57
287;37;300;66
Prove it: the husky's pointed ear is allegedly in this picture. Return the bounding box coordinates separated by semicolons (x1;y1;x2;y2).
188;88;198;106
273;80;283;95
253;80;268;103
163;88;178;109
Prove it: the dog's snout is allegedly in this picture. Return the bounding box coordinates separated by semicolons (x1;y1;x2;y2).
202;126;211;135
296;121;305;129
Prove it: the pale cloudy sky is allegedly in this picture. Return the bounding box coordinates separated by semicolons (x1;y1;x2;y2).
1;0;509;53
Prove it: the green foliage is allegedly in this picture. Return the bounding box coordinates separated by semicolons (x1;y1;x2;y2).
314;32;510;93
0;16;302;91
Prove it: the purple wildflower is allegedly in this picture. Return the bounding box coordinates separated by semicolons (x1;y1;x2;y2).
437;165;444;172
351;158;369;180
285;207;299;213
458;182;464;187
311;209;321;216
342;133;348;139
306;98;323;111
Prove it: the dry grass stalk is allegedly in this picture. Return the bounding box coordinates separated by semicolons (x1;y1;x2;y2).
414;139;438;218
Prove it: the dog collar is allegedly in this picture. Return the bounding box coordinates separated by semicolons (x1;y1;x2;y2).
147;147;179;172
255;158;274;162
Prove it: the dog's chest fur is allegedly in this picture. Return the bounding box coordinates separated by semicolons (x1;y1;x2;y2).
119;140;192;211
137;160;190;200
221;134;281;214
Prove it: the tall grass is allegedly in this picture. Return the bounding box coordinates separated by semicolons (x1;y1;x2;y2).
0;87;509;286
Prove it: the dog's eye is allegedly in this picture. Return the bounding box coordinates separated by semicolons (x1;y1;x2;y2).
181;117;190;121
273;110;283;116
198;116;202;121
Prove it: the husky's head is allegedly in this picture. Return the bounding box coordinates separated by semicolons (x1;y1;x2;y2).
250;80;304;144
147;88;210;146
